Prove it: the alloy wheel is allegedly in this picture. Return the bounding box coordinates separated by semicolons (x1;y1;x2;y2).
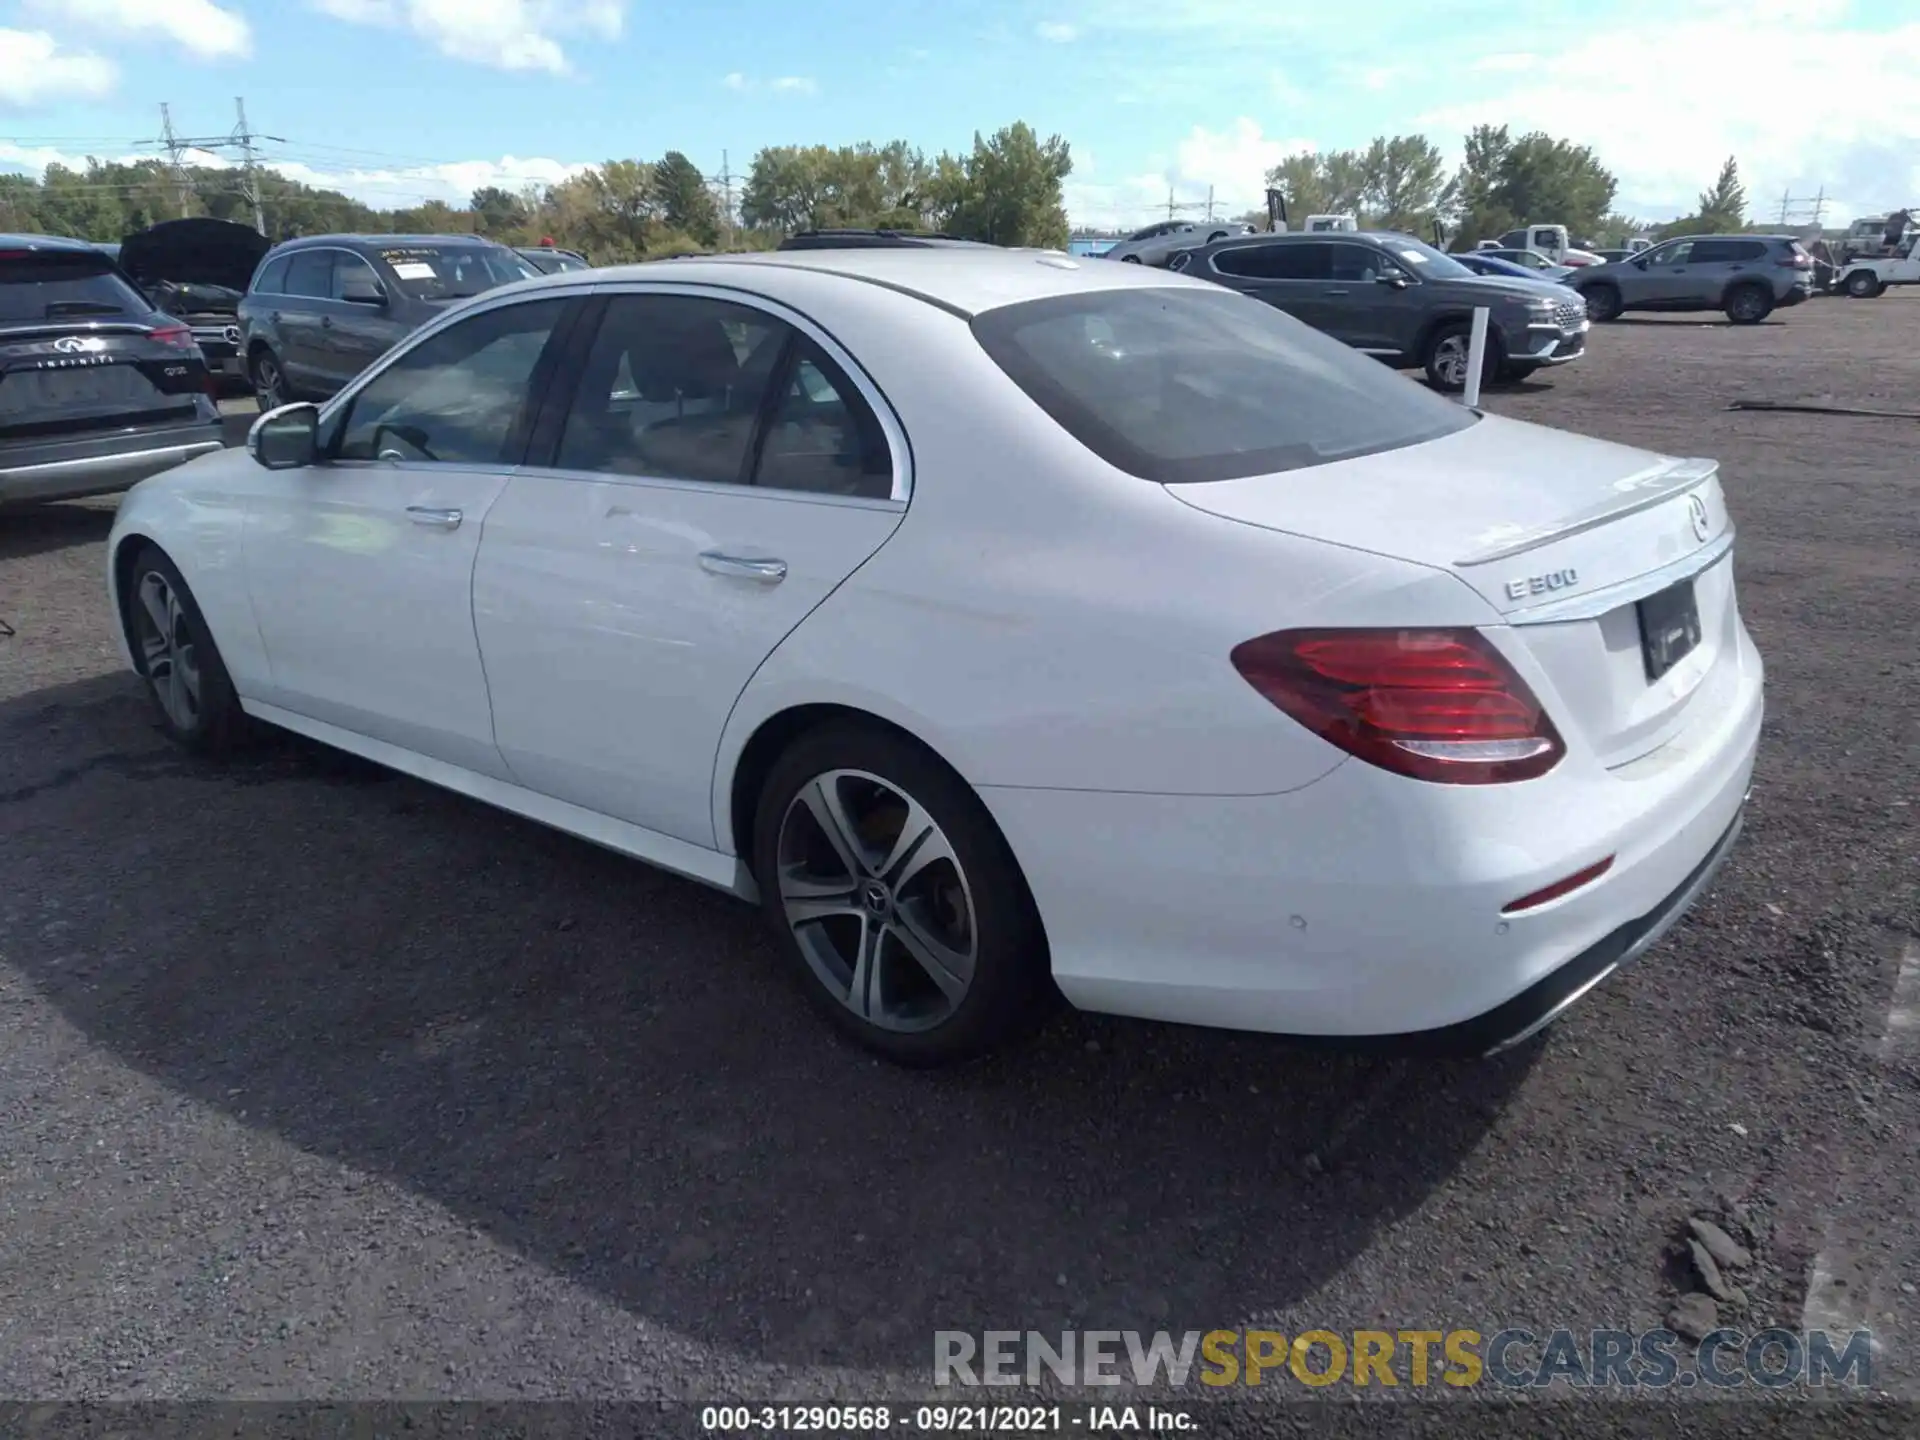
1728;288;1765;321
1433;334;1471;388
133;571;202;732
775;768;979;1033
254;354;285;409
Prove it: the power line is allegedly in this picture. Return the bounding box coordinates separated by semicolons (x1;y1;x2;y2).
134;97;283;232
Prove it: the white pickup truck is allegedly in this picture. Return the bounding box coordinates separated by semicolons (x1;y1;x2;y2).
1835;234;1920;297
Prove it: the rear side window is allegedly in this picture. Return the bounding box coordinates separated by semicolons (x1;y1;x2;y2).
1725;240;1767;261
0;250;148;322
252;255;290;294
1211;243;1327;280
972;286;1476;484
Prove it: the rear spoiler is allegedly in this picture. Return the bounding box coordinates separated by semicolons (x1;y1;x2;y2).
1453;458;1720;567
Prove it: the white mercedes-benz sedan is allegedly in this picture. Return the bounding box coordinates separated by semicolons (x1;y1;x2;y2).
105;247;1762;1066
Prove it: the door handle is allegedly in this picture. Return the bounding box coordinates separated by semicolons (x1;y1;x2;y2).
1323;287;1351;295
405;506;463;529
321;316;333;328
699;551;787;583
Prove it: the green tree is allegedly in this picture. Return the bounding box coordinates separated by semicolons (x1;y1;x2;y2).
1264;152;1331;222
1449;125;1616;244
651;151;720;245
469;185;527;239
1359;134;1449;232
935;122;1072;247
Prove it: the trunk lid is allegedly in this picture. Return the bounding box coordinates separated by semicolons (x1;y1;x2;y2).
1167;412;1741;769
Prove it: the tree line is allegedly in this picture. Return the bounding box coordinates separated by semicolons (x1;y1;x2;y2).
1259;126;1755;247
0;116;1762;261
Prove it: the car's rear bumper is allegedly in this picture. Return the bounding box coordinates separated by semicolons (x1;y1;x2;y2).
0;420;224;505
979;619;1763;1048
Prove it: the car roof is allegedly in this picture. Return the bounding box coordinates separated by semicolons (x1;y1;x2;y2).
269;233;506;251
486;246;1197;319
0;232;119;256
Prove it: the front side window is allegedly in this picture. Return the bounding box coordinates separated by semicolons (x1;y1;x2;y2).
972;286;1475;484
1647;241;1694;266
333;298;567;464
331;252;383;299
1329;244;1395;283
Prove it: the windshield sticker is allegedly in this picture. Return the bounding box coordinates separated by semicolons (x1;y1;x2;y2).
1399;250;1429;263
390;261;438;281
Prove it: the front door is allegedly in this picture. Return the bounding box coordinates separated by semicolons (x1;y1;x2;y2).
472;288;907;847
243;294;577;778
1325;241;1414;356
1634;240;1699;306
321;250;402;392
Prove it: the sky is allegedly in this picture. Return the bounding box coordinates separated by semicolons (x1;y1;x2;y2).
0;0;1916;231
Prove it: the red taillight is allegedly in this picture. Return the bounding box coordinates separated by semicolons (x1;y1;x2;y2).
1229;628;1565;784
1502;855;1614;914
150;322;195;350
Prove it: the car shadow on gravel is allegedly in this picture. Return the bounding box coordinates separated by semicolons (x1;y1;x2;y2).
1;674;1535;1373
0;501;117;563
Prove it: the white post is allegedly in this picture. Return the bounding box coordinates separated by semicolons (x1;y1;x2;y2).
1462;307;1490;408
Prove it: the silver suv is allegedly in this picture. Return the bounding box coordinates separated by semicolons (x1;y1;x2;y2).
1572;234;1815;325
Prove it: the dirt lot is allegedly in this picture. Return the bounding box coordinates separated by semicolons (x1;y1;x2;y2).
1;300;1916;1418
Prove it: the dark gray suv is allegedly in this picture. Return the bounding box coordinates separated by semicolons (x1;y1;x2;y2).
238;234;535;407
1177;232;1588;390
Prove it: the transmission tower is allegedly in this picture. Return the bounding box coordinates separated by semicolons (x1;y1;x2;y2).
153;103;194;217
141;99;285;235
1775;186;1828;230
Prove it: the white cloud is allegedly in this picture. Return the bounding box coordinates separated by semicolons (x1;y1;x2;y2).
1425;11;1920;222
0;29;116;106
722;71;749;91
1065;117;1311;229
1472;51;1536;72
1037;21;1079;42
770;76;818;95
308;0;624;75
31;0;250;60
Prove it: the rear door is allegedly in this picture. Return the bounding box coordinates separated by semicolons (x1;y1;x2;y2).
471;286;907;847
0;248;206;443
272;250;333;388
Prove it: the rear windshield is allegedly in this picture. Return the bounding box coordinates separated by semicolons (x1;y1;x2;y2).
0;251;149;323
970;286;1475;484
375;244;535;300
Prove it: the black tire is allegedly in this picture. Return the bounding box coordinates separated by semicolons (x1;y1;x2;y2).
1580;282;1622;322
120;543;247;755
751;720;1056;1066
1845;270;1882;299
1724;283;1773;324
1421;320;1502;394
1119;254;1143;264
250;347;289;409
1498;361;1543;385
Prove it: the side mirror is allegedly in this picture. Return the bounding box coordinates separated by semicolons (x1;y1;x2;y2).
248;402;320;471
1375;272;1411;289
341;278;387;305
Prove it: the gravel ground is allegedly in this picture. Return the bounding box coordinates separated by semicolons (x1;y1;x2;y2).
0;304;1916;1426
